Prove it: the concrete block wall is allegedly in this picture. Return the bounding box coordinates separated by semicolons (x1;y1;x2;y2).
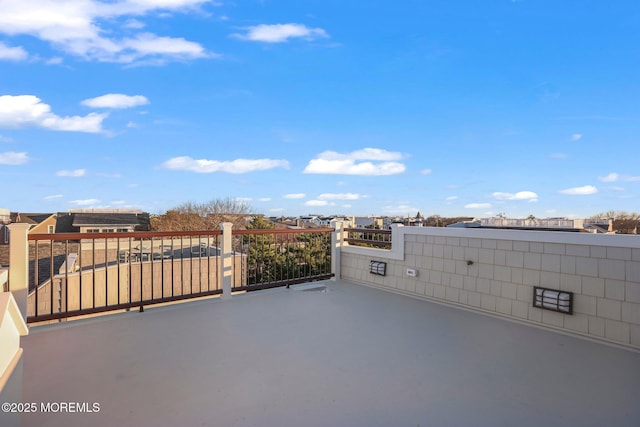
340;226;640;351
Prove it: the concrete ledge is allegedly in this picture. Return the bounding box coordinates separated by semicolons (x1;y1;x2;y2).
0;292;29;393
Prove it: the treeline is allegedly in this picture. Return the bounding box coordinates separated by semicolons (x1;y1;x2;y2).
149;198;639;235
150;198;253;231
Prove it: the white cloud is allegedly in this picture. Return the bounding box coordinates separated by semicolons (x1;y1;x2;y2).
56;169;86;177
258;197;271;202
0;42;28;61
96;172;122;178
317;193;366;201
445;196;458;202
0;95;106;133
162;156;290;173
124;19;145;29
44;194;64;200
304;148;406;176
81;94;149;109
549;152;568;159
0;134;13;142
599;172;619;183
46;57;64;65
492;191;538;202
0;0;212;64
305;200;329;207
70;198;100;206
465;203;492;209
598;172;640;183
0;151;29;165
571;133;583;141
558;185;598;195
283;193;306;199
233;23;329;43
420;169;432;175
120;33;210;63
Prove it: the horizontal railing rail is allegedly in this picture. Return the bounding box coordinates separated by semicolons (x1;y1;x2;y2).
231;228;333;292
344;228;392;249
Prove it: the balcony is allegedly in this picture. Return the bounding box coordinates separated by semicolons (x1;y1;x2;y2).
2;222;640;426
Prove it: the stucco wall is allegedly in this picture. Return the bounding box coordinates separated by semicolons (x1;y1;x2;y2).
340;226;640;350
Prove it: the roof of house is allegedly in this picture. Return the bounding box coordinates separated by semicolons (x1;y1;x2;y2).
10;212;55;225
72;212;143;227
55;212;151;232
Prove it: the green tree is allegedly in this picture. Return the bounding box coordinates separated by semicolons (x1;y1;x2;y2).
243;216;332;285
291;230;332;278
244;216;282;284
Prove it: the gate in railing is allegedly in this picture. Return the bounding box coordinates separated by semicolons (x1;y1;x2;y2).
26;227;333;323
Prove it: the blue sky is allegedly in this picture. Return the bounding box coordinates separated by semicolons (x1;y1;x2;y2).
1;0;639;218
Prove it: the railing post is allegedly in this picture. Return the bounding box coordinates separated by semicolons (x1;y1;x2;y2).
8;223;30;321
220;222;233;300
390;223;405;260
330;221;343;281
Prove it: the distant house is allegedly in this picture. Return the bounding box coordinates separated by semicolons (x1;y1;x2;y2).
0;212;57;246
354;216;380;229
449;217;615;233
56;210;151;233
0;209;151;247
0;208;10;246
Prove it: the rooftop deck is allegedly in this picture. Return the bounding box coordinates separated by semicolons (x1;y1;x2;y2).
15;279;640;427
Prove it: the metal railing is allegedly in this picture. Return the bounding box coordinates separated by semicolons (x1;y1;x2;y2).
232;228;333;292
26;227;333;323
344;228;392;249
27;231;224;323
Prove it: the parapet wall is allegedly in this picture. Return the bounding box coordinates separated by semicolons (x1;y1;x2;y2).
340;226;640;350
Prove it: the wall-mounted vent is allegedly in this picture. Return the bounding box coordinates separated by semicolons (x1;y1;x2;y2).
370;261;386;276
533;286;573;314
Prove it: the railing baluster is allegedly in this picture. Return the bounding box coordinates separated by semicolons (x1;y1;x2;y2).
128;236;132;308
92;237;96;310
78;238;83;310
34;240;39;317
116;237;121;305
139;237;143;311
104;236;108;309
49;239;55;317
189;235;193;293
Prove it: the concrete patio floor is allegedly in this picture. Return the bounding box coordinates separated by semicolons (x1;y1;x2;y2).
11;280;640;427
